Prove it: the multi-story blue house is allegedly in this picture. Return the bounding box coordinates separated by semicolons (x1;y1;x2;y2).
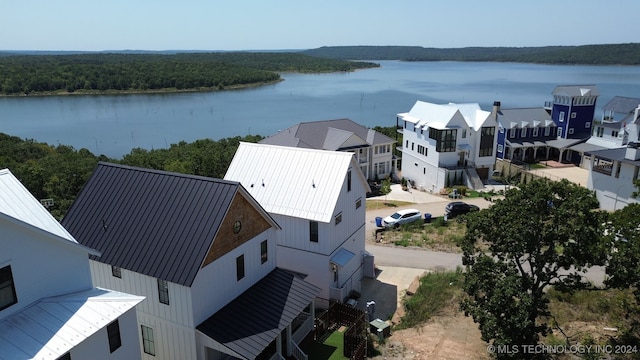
496;85;599;165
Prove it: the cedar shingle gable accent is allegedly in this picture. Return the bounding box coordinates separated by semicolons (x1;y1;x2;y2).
203;191;271;267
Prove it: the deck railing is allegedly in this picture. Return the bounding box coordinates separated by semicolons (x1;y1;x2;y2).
291;342;308;360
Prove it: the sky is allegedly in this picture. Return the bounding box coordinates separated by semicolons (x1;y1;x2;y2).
2;0;638;51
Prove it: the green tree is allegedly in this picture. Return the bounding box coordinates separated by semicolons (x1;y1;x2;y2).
604;203;640;337
460;179;607;359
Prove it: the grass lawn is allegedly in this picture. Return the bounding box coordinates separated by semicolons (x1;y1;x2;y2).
307;329;348;360
365;199;413;211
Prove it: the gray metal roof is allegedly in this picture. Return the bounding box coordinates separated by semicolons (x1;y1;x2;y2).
498;108;551;128
197;268;320;360
61;162;267;287
552;85;599;97
601;96;640;114
586;147;640;166
260;118;395;149
0;288;143;360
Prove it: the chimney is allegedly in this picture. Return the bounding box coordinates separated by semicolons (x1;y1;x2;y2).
492;101;501;118
625;142;640;161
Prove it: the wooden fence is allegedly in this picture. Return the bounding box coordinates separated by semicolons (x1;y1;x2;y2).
314;302;367;360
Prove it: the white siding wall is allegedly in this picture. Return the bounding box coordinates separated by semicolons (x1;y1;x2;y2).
190;228;278;324
372;144;393;179
70;307;141;360
90;261;197;360
1;222;93;318
590;161;640;211
274;164;367;305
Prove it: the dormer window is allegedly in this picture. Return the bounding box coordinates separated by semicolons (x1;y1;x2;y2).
0;265;17;311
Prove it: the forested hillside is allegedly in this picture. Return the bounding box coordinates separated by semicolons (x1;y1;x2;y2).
303;43;640;64
0;133;263;218
0;52;378;95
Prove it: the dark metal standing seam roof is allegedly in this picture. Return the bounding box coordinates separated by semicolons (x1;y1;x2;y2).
61;162;241;287
601;96;640;114
197;268;320;360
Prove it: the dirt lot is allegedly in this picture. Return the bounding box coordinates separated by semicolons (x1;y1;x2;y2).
371;313;490;360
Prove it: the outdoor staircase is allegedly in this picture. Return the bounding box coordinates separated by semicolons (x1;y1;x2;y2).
464;168;484;190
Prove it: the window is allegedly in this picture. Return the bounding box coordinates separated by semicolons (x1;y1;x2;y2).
559;111;565;122
417;144;426;156
497;144;503;153
544;127;551;136
405;140;408;148
571;112;577;118
355;198;362;209
374;146;378;154
334;212;342;225
236;255;245;281
377;162;386;175
57;353;71;360
585;122;591;128
558;128;563;138
520;128;527;137
462;129;467;138
347;170;351;192
107;320;122;353
111;266;121;278
309;221;319;242
509;128;516;138
158;279;169;305
568;128;574;135
499;127;505;133
0;265;17;311
411;142;414;151
141;325;156;356
612;130;619;138
261;240;268;264
479;127;495;157
429;128;457;152
615;162;621;179
533;127;539;137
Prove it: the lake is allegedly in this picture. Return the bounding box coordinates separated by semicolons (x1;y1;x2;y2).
1;60;639;158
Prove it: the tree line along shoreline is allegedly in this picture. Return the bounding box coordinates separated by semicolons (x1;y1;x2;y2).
2;43;638;96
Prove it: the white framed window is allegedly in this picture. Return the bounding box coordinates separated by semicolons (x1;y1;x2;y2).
158;279;169;305
558;128;563;138
559;111;565;122
111;266;121;278
521;128;527;137
571;112;577;118
510;128;516;138
462;129;467;138
497;144;503;152
544;127;550;136
499;127;505;133
334;212;342;225
568;128;575;135
533;127;539;137
0;265;17;311
141;325;156;356
585;122;591;128
355;197;362;209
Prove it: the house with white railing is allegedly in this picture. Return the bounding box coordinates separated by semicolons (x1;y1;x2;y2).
396;101;498;192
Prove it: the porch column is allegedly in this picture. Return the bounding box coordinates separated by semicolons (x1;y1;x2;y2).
286;324;293;356
276;333;282;357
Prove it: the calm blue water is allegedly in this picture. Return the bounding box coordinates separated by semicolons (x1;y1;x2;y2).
1;61;639;158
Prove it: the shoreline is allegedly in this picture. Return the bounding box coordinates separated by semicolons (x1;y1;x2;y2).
0;79;285;98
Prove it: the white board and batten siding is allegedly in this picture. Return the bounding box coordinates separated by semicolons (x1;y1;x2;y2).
190;230;278;325
90;261;197;360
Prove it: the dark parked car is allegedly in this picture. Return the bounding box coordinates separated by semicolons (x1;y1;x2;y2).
445;201;479;218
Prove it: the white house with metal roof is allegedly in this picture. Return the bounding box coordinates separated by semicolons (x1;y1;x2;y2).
260;118;396;181
0;168;143;360
396;101;498;192
225;142;372;309
62;163;319;360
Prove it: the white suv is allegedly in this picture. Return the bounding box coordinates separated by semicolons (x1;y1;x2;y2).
382;208;422;228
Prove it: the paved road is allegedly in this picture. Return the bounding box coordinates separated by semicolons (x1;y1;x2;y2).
364;187;606;286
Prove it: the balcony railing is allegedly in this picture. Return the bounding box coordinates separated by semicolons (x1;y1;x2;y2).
329;286;346;303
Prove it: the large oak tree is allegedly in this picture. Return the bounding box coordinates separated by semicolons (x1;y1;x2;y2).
460;179;607;358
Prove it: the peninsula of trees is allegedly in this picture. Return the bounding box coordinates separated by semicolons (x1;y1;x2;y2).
0;52;379;96
302;43;640;65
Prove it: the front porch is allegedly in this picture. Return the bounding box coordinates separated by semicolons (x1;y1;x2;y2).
197;268;321;360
